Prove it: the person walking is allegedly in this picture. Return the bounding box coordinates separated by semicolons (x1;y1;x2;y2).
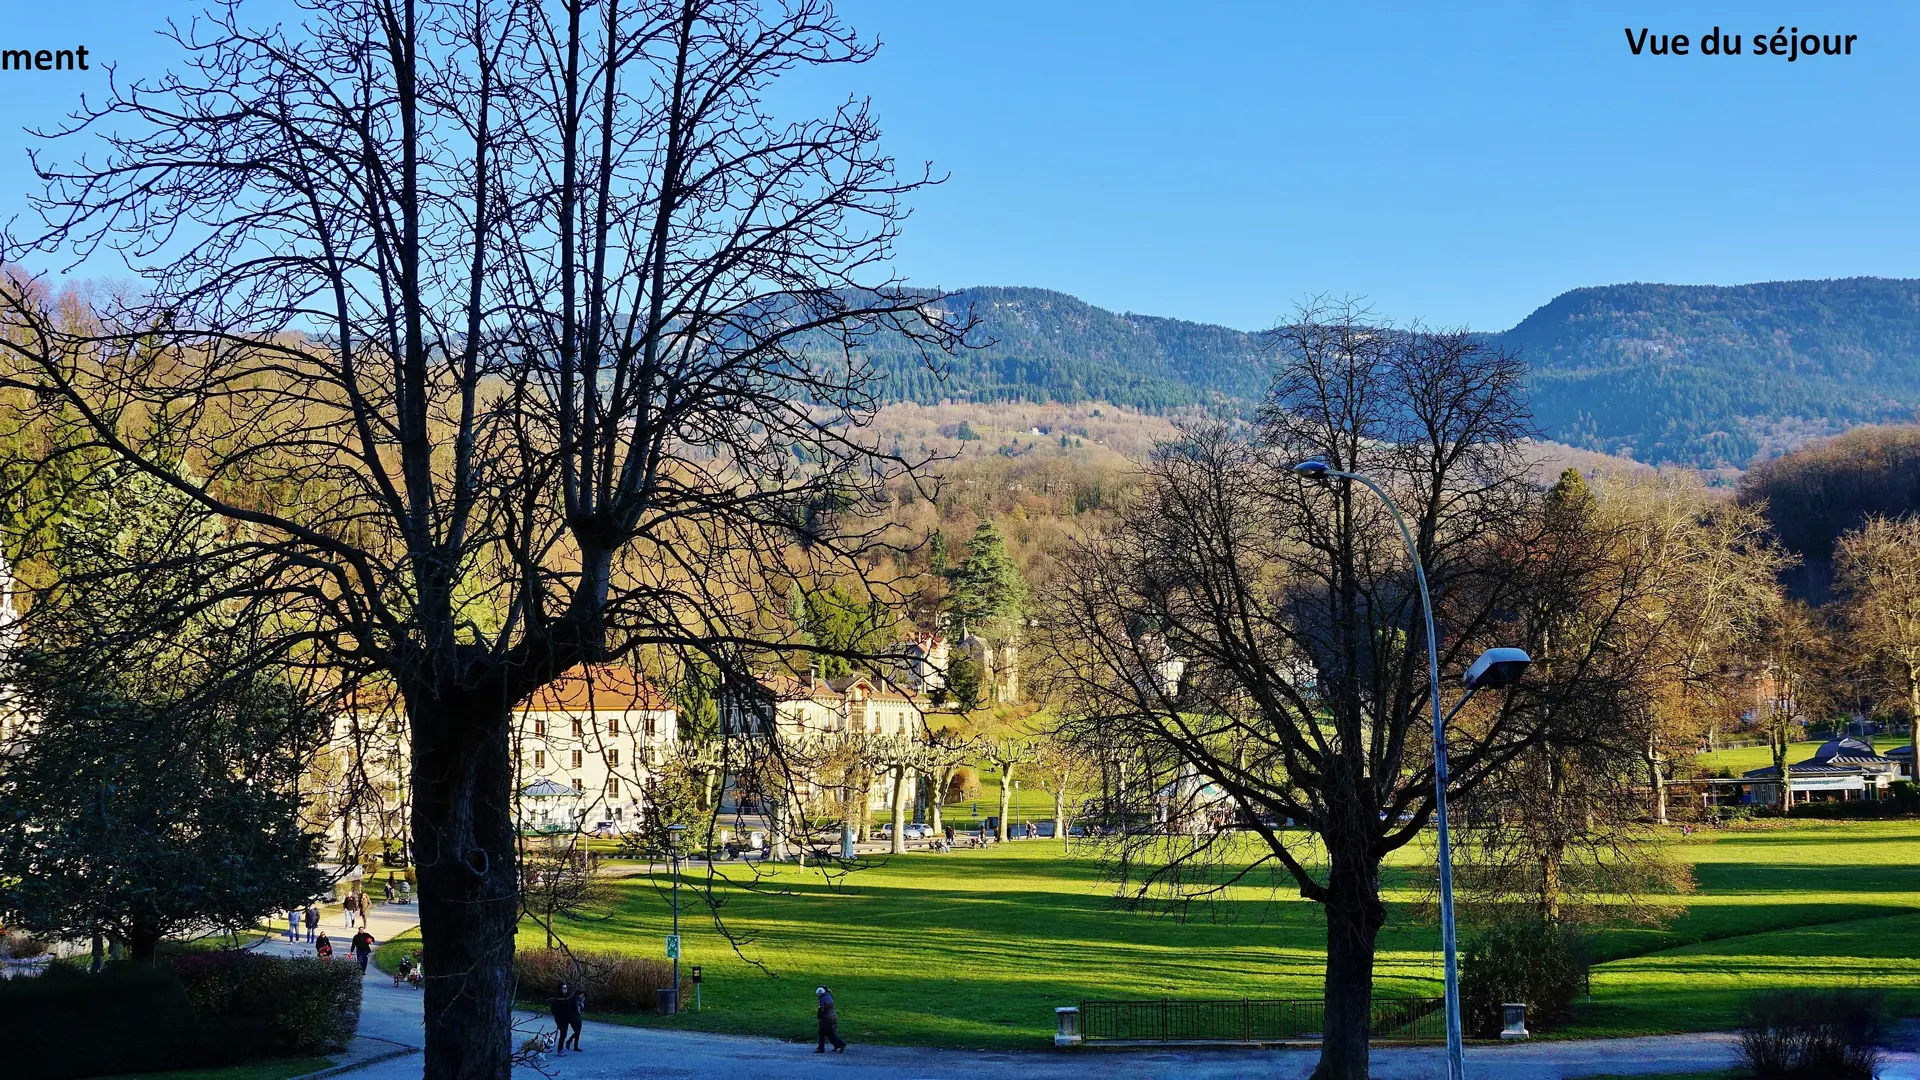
342;890;358;929
814;986;846;1053
566;985;586;1052
285;909;300;943
550;981;579;1055
315;932;334;959
349;929;375;975
304;904;320;943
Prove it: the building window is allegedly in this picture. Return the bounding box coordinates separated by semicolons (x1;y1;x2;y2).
645;715;657;737
571;719;584;737
606;749;620;768
388;718;401;734
533;750;545;768
607;777;620;797
533;719;546;737
571;777;582;793
608;717;620;736
571;750;583;769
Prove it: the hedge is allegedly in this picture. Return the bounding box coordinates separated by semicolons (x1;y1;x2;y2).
0;951;361;1079
517;947;681;1013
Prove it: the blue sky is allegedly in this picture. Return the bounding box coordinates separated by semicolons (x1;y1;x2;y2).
4;2;1917;330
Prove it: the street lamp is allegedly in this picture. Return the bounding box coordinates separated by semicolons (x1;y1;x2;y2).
666;823;687;1015
1291;458;1531;1080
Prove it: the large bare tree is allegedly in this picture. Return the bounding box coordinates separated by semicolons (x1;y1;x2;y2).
1046;303;1649;1080
0;2;961;1076
1836;515;1920;740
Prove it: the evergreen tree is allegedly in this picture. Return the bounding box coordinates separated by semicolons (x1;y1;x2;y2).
947;522;1027;639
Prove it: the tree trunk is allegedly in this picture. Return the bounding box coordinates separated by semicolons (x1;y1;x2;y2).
997;762;1014;842
1773;732;1792;813
128;925;162;965
410;691;518;1080
1055;790;1069;854
1646;738;1668;825
1908;665;1919;782
929;767;946;835
890;765;908;855
1312;841;1384;1080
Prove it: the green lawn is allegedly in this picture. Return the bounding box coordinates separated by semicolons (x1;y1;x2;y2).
1692;739;1828;776
100;1058;333;1080
378;819;1920;1049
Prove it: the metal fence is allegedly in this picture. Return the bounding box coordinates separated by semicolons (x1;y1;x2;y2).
1077;997;1446;1044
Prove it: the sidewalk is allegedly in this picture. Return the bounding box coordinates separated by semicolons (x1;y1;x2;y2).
268;906;1920;1079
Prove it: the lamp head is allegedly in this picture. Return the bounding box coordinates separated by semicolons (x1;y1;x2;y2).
1463;647;1531;691
1290;459;1332;480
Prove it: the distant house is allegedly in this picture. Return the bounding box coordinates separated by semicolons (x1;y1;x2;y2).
1739;737;1902;805
718;669;929;826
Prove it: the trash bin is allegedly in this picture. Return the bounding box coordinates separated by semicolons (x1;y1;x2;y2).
657;988;680;1016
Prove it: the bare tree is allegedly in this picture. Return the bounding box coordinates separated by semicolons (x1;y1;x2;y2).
918;726;974;837
0;2;963;1075
1031;734;1095;853
1046;302;1646;1080
980;735;1037;842
1836;516;1920;745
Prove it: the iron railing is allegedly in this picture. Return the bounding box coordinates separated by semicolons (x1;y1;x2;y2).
1077;997;1446;1043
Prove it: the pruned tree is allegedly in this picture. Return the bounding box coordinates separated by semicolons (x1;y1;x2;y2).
918;726;974;836
980;734;1037;842
1031;735;1096;853
1045;302;1656;1080
0;1;963;1075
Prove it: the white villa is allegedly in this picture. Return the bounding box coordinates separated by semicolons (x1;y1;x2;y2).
327;664;680;855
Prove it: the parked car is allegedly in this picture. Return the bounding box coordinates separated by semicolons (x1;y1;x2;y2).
903;823;933;839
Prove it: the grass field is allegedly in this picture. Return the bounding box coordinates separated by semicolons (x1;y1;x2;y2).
1691;735;1920;777
394;818;1920;1049
101;1058;334;1080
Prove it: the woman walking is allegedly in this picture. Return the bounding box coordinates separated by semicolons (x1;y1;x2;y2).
550;982;579;1055
303;904;319;943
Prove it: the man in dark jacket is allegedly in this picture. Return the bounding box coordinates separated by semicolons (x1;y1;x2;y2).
815;986;846;1053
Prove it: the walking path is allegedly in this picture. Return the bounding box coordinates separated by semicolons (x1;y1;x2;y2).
263;902;1920;1080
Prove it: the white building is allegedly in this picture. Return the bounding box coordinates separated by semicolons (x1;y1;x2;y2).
327;664;679;853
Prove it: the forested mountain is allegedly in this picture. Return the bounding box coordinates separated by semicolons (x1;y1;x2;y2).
858;286;1268;411
855;280;1920;468
1509;279;1920;466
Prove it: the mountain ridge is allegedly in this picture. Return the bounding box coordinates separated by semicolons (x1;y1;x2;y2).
856;278;1920;467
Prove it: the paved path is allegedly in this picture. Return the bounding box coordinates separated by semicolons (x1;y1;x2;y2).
265;903;1920;1080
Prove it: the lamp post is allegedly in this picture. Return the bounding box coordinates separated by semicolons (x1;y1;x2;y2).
666;822;686;1014
1291;458;1531;1080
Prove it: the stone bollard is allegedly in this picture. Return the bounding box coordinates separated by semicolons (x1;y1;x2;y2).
1055;1006;1083;1047
1500;1002;1529;1041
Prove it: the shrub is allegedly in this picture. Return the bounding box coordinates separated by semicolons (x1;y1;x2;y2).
516;947;681;1013
1737;988;1882;1078
5;931;47;958
0;962;202;1079
173;951;362;1058
945;767;981;805
1787;799;1912;820
1460;919;1589;1038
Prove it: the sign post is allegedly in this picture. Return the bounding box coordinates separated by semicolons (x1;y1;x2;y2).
691;964;703;1011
